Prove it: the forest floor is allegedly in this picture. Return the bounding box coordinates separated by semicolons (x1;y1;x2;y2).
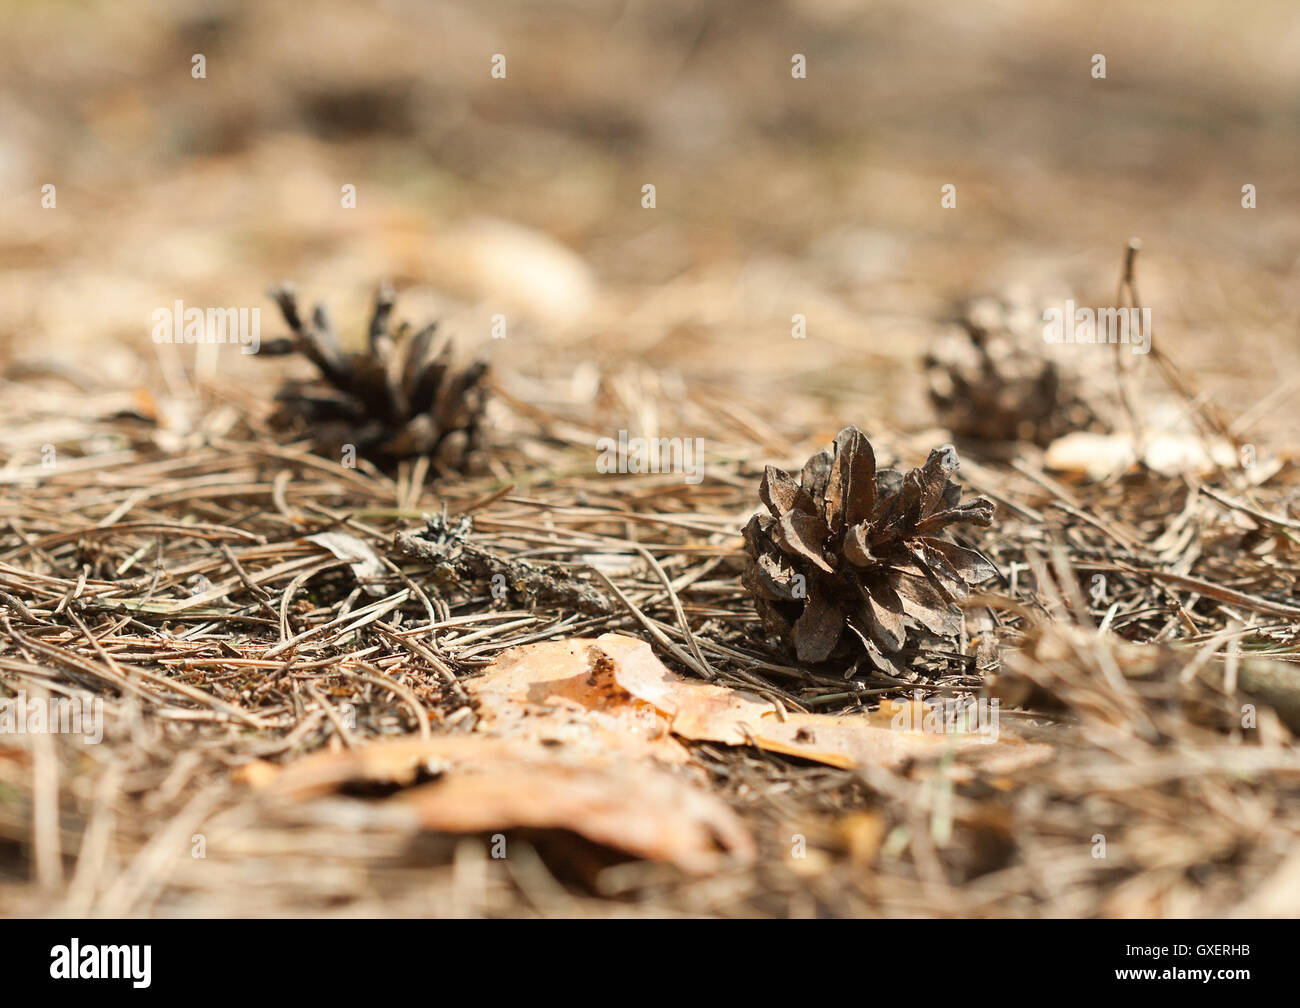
1;0;1298;916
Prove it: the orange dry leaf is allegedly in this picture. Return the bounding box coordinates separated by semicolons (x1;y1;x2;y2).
589;633;1051;773
242;631;1048;876
242;735;487;799
395;754;754;876
244;734;754;874
468;637;690;765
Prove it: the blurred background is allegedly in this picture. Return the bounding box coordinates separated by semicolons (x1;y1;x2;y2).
1;0;1298;447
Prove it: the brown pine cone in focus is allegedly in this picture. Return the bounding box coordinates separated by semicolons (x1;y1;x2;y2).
741;426;997;667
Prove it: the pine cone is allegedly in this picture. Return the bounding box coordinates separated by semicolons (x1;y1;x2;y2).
925;296;1098;446
741;426;997;666
262;285;488;471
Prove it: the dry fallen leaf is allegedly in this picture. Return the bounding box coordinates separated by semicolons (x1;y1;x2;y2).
244;734;754;874
469;633;1001;772
243;631;1048;877
467;637;691;766
395;754;754;876
592;633;1050;773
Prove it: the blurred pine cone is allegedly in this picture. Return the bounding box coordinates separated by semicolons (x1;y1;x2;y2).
741;426;997;666
925;295;1097;446
262;285;488;471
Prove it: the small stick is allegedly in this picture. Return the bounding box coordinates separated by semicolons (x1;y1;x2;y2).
1113;238;1147;464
